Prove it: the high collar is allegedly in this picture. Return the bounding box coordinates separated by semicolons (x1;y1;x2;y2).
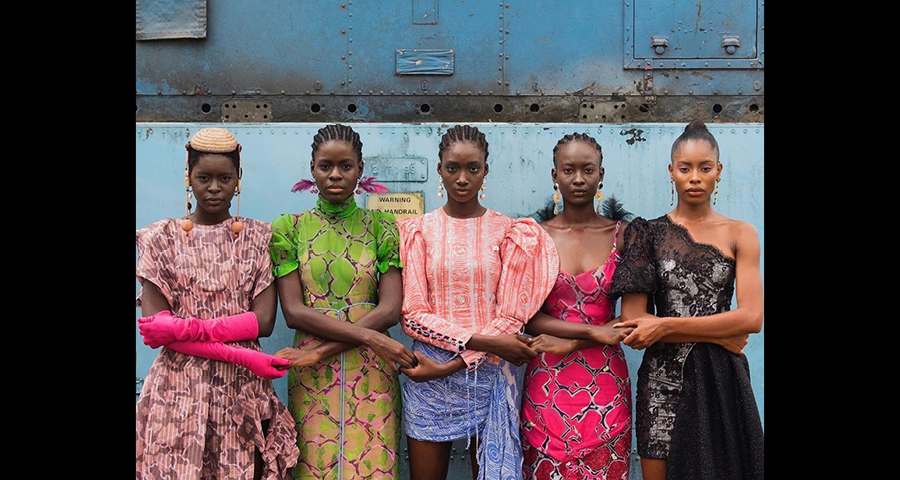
315;194;358;219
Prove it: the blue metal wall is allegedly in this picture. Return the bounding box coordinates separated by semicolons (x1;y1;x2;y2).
136;1;763;123
136;122;763;479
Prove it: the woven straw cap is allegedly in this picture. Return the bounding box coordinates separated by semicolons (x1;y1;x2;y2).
187;128;239;153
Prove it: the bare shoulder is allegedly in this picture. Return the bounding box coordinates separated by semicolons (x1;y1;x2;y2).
721;218;760;253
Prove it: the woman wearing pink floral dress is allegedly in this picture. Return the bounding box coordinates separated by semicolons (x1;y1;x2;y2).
521;133;633;480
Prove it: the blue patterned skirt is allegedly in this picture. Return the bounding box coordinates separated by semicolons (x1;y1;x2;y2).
402;340;524;480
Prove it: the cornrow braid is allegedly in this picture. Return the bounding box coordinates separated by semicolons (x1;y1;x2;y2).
671;120;719;162
552;132;603;165
438;125;489;163
311;124;363;162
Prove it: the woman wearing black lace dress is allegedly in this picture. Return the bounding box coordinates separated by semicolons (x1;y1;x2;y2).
610;120;764;480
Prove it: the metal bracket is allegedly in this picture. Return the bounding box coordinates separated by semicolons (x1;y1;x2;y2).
651;37;668;55
722;36;741;55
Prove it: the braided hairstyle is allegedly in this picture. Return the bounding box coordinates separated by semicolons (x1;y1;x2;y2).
438;125;489;163
552;132;603;166
311;124;363;162
671;120;719;162
187;147;240;174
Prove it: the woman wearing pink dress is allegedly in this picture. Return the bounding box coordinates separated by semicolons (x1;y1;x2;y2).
521;133;634;480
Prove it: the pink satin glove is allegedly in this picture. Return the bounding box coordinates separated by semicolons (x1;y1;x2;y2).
166;340;290;380
139;311;259;348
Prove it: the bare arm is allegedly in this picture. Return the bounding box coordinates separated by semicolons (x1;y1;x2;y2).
139;281;171;317
250;282;278;337
275;267;415;371
299;267;404;357
276;269;394;345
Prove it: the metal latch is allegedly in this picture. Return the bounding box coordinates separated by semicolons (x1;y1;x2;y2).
651;37;669;55
722;36;741;55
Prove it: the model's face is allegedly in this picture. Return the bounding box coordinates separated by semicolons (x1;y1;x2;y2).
438;141;488;204
310;140;362;203
552;140;604;206
669;139;722;206
189;154;238;216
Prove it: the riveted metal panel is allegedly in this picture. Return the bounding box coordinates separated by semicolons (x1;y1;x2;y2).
625;0;764;69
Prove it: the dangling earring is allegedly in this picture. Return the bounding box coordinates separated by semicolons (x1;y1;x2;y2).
713;177;720;205
182;158;194;235
355;178;362;195
595;181;604;213
552;183;561;215
670;180;675;206
437;181;444;198
480;178;486;200
232;177;243;238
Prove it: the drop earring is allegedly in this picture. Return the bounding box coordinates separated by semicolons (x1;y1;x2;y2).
553;183;561;215
595;181;604;213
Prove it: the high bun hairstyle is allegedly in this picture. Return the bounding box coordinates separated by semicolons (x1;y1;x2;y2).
552;132;603;166
438;125;489;163
671;120;719;162
311;124;363;162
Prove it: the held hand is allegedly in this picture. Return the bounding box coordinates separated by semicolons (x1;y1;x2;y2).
274;347;323;369
487;334;539;366
365;332;418;374
528;334;577;356
717;334;749;355
240;349;292;379
589;323;632;345
399;352;455;382
616;316;668;350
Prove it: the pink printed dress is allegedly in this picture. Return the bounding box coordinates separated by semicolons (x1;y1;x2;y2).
521;220;632;480
135;218;299;480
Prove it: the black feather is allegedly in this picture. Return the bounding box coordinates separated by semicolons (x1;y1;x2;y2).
518;196;558;222
600;194;633;221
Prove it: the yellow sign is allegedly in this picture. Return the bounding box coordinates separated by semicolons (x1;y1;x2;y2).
367;192;425;218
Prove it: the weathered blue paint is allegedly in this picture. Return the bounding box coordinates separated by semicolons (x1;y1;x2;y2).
135;1;763;97
396;49;455;75
412;0;439;25
136;122;763;479
135;0;207;41
625;0;764;69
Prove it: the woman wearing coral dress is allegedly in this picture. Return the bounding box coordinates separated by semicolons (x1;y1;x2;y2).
611;120;764;480
136;127;299;480
521;133;633;480
398;125;559;480
269;124;415;479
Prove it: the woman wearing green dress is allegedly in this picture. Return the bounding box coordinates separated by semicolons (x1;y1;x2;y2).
269;124;417;479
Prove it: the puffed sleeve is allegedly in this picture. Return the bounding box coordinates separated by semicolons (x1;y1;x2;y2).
373;210;403;273
269;213;303;278
460;217;560;367
609;217;657;299
135;219;178;308
398;216;478;354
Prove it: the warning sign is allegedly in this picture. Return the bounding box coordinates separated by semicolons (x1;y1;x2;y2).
367;192;425;219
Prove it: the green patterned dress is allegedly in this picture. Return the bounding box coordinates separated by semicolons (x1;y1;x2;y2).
270;196;403;480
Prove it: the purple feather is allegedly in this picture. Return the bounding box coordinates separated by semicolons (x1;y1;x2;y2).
358;176;390;194
291;178;316;193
